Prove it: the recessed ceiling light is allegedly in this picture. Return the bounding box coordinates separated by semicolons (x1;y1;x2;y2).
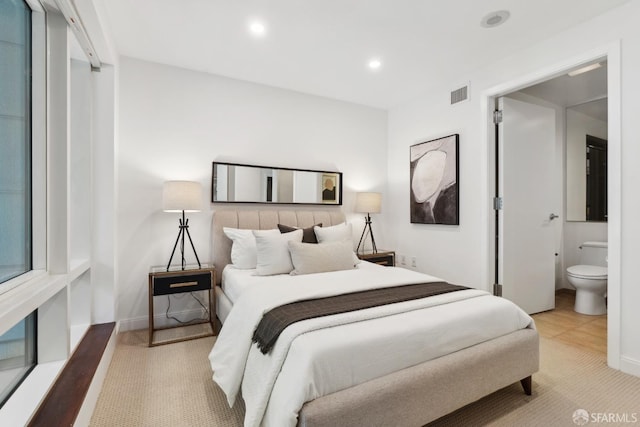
481;10;510;28
249;20;266;37
568;62;602;77
368;59;382;70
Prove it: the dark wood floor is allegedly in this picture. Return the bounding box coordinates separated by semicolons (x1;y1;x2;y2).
531;289;607;357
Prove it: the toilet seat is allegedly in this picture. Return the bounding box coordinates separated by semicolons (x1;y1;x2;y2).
567;265;608;280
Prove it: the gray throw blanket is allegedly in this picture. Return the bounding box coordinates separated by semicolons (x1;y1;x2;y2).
252;281;468;354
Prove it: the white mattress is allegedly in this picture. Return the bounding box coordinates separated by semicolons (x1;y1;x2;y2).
221;265;261;304
210;264;534;427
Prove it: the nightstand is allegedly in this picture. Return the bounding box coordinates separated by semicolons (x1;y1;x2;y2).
148;265;216;347
357;250;395;267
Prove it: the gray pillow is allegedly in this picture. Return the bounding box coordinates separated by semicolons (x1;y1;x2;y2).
278;223;321;243
288;240;357;275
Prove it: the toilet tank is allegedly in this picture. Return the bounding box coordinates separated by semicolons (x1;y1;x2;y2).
579;241;608;266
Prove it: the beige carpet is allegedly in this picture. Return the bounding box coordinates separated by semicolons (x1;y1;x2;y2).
91;331;640;427
90;331;244;427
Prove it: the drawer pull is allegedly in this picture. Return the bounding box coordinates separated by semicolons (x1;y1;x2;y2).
169;281;199;289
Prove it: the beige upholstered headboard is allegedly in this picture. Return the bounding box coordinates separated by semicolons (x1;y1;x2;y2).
210;209;346;284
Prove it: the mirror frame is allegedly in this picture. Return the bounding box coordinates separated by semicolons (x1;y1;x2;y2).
211;161;343;205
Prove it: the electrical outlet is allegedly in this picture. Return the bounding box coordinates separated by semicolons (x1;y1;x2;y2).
399;254;406;265
411;256;417;268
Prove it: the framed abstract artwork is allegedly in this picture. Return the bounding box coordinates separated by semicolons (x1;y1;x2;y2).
409;134;459;225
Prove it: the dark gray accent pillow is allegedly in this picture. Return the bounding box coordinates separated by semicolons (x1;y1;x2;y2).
278;223;322;244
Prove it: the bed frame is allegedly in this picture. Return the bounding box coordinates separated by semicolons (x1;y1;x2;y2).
211;209;539;427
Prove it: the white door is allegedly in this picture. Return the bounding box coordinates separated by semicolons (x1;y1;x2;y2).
498;96;557;314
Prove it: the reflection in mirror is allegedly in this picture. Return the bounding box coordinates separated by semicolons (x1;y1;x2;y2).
586;135;607;221
566;98;607;222
212;162;342;205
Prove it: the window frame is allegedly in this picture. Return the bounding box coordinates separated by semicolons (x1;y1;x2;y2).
0;0;45;410
0;0;47;297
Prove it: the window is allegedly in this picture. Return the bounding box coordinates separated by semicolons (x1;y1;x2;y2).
0;0;37;408
0;312;36;406
0;0;32;285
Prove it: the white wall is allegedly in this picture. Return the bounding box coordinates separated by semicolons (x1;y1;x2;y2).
91;64;118;324
70;59;92;264
117;57;387;329
386;1;640;375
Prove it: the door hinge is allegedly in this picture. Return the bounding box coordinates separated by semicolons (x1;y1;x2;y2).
493;283;503;296
493;110;503;124
493;197;503;210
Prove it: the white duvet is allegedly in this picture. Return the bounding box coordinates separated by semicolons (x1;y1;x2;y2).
208;263;533;427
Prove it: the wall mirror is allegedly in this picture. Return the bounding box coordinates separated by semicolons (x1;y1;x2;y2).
212;162;342;205
566;97;608;222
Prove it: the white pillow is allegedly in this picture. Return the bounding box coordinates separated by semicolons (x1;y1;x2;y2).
313;222;352;243
253;229;303;276
289;240;358;275
223;227;256;269
313;222;361;265
223;227;278;269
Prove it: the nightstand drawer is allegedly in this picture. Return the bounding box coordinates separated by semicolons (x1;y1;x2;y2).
364;254;394;266
153;272;212;296
357;251;395;267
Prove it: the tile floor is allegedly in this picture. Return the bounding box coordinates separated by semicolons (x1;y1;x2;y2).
531;289;607;357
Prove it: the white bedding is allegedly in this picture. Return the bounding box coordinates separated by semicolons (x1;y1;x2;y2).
209;263;534;427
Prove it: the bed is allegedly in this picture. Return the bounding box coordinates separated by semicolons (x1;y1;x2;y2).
208;209;539;427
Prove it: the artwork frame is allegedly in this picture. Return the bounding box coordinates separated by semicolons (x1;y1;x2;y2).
321;173;339;204
409;134;459;225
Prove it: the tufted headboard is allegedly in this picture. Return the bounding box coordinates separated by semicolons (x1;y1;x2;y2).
210;209;346;284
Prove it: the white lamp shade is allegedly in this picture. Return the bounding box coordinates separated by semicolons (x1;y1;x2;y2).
162;181;203;212
355;192;382;214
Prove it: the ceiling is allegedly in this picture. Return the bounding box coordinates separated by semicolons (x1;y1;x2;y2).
570;98;608;122
520;61;607;121
99;0;629;109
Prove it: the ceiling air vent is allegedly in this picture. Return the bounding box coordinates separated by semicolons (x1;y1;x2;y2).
450;84;469;105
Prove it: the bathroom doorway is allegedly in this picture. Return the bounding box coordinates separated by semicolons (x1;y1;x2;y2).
490;56;611;360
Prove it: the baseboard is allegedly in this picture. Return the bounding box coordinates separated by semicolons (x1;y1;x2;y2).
118;308;208;332
620;356;640;378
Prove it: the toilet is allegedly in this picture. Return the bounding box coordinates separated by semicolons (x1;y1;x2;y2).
566;241;608;315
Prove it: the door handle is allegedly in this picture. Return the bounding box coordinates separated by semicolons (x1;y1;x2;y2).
549;213;559;221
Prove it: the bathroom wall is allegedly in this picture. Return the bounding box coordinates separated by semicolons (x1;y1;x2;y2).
562;109;608;288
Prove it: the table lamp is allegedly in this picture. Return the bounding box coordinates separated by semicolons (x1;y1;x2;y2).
163;180;203;271
355;192;382;254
